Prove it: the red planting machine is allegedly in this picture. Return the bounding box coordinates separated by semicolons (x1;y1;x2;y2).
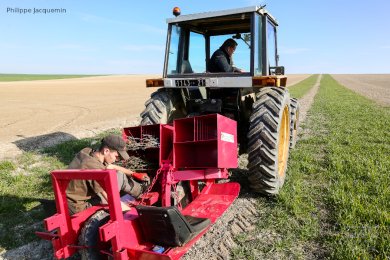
36;114;240;259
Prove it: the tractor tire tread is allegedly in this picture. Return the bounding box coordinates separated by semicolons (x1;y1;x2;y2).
79;210;110;260
289;97;300;149
140;89;182;125
247;87;291;195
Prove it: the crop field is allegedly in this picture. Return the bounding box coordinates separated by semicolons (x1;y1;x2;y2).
0;74;388;259
0;75;158;160
232;75;389;259
0;74;98;82
331;74;390;106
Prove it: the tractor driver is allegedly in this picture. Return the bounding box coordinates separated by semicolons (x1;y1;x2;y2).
66;134;149;214
208;38;243;73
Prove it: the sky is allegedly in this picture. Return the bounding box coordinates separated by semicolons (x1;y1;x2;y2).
0;0;389;74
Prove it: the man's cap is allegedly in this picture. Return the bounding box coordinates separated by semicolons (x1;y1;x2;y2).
101;134;129;160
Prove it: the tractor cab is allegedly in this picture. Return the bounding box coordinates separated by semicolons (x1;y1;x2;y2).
143;6;289;143
164;6;284;81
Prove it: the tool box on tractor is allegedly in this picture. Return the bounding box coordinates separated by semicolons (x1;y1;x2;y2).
36;114;240;259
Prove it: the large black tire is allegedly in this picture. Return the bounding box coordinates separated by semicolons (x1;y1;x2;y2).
247;87;291;195
140;88;184;125
289;98;300;149
79;210;110;260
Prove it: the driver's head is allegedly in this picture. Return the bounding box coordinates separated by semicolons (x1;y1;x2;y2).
222;39;238;56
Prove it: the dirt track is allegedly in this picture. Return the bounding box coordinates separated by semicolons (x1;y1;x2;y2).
0;74;309;160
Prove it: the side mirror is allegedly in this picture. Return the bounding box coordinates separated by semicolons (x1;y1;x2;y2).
232;33;251;48
269;66;285;75
232;33;241;39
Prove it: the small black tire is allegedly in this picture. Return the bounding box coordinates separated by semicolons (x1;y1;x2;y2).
79;210;110;260
140;88;183;125
247;87;291;195
289;98;300;149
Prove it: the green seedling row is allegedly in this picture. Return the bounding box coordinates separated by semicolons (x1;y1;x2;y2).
233;74;389;259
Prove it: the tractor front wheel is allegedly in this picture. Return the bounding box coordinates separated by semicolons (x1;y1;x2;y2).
247;87;291;195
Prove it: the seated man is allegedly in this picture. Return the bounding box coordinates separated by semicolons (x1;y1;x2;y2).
208;38;243;73
66;134;149;214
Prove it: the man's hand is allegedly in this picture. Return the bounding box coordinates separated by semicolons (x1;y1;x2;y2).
106;163;150;182
132;172;150;182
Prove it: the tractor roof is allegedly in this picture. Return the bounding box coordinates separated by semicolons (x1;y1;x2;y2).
166;6;278;26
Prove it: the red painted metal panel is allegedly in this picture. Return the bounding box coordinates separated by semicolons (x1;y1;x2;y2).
173;114;237;169
160;124;174;165
44;214;65;231
172;168;229;181
205;181;241;196
216;114;238;168
138;191;159;206
100;220;119;242
127;249;172;260
181;182;240;221
204;168;229;179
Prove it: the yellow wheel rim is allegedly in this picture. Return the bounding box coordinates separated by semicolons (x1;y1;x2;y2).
278;105;290;178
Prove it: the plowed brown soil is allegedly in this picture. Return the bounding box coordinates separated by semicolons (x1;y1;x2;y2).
0;75;157;159
286;74;311;86
0;74;309;160
331;74;390;106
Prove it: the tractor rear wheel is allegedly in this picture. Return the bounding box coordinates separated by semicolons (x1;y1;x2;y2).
79;210;110;260
140;88;184;125
247;87;291;195
289;98;300;149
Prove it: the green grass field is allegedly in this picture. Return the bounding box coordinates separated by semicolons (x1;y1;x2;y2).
0;74;388;259
0;74;100;82
233;75;390;259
